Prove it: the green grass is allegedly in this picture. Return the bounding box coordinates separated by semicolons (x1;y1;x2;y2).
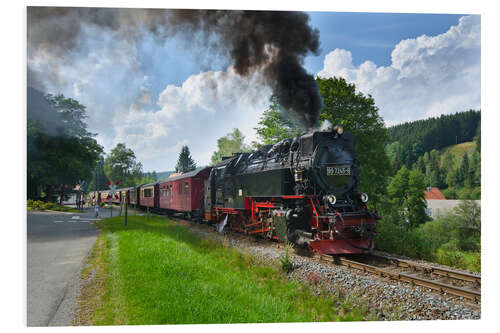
440;141;476;159
86;215;371;325
434;249;481;272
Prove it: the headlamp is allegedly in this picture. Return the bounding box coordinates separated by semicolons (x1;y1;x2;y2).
333;125;344;136
360;193;369;203
326;194;337;206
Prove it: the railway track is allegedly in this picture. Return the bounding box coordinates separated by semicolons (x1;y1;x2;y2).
315;253;481;303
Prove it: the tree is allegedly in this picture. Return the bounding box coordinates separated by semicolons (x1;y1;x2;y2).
474;119;481;153
459;153;471;188
471;150;481;187
104;143;143;187
27;88;103;200
453;200;481;234
445;168;459;188
413;156;425;174
385;141;403;172
406;169;430;226
317;77;391;210
88;156;109;191
210;128;251;165
387;166;429;227
175;145;197;173
254;97;303;145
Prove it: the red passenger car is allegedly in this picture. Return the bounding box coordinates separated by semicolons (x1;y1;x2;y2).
158;167;211;217
139;182;158;209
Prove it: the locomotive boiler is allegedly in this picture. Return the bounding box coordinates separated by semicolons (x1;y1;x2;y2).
205;125;378;254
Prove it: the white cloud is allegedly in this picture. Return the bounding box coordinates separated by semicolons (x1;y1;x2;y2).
112;66;272;170
317;15;481;125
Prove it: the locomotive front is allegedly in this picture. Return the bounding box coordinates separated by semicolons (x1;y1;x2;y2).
287;126;378;253
206;125;378;254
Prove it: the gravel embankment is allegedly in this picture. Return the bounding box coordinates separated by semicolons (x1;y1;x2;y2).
184;222;480;321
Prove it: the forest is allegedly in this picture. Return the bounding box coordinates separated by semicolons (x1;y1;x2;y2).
386;110;481;200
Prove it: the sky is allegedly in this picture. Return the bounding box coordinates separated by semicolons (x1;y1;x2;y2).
27;9;481;172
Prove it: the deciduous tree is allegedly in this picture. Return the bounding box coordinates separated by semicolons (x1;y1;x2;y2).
210;128;251;165
254;97;302;145
104;143;143;187
317;77;391;210
387;166;429;227
27;88;103;200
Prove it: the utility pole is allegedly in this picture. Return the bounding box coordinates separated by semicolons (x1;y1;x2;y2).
95;161;98;208
125;190;128;226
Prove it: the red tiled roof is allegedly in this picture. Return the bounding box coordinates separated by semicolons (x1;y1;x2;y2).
424;187;446;200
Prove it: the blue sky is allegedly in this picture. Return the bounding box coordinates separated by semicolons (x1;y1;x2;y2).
305;12;465;70
28;10;480;172
133;12;467;112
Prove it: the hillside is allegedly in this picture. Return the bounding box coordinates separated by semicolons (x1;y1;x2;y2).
385;110;480;167
440;141;476;159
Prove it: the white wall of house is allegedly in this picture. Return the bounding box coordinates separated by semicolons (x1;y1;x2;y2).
426;199;481;218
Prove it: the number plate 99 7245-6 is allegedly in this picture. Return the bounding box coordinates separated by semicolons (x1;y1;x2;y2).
326;166;351;176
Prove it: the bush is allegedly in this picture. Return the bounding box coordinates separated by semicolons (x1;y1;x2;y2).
32;200;44;209
27;199;34;207
416;215;456;250
280;242;294;273
41;202;55;210
375;217;434;260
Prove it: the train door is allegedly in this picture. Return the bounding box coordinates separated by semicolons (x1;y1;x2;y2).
154;183;160;209
204;179;213;221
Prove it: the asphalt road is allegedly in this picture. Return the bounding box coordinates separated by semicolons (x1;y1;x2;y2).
27;207;105;326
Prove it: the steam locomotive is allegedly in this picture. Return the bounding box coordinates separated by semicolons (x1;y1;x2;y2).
95;125;378;254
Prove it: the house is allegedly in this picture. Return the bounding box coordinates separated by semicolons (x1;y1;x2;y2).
423;187;446;200
423;186;481;218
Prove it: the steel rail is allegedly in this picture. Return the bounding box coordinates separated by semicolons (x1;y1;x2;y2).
370;253;481;285
315;254;481;302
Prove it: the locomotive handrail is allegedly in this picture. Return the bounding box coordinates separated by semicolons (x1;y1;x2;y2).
308;197;320;233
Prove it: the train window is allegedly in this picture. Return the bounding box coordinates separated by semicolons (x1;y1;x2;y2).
185;182;189;195
178;183;182;195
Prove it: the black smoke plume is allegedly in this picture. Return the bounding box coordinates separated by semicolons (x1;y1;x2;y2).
28;7;323;129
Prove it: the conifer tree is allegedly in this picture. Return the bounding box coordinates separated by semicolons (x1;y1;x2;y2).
175;145;196;173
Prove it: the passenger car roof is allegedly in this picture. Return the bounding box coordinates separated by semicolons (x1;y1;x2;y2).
159;167;211;183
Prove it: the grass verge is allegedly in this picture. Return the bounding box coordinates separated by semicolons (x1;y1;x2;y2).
76;214;373;325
